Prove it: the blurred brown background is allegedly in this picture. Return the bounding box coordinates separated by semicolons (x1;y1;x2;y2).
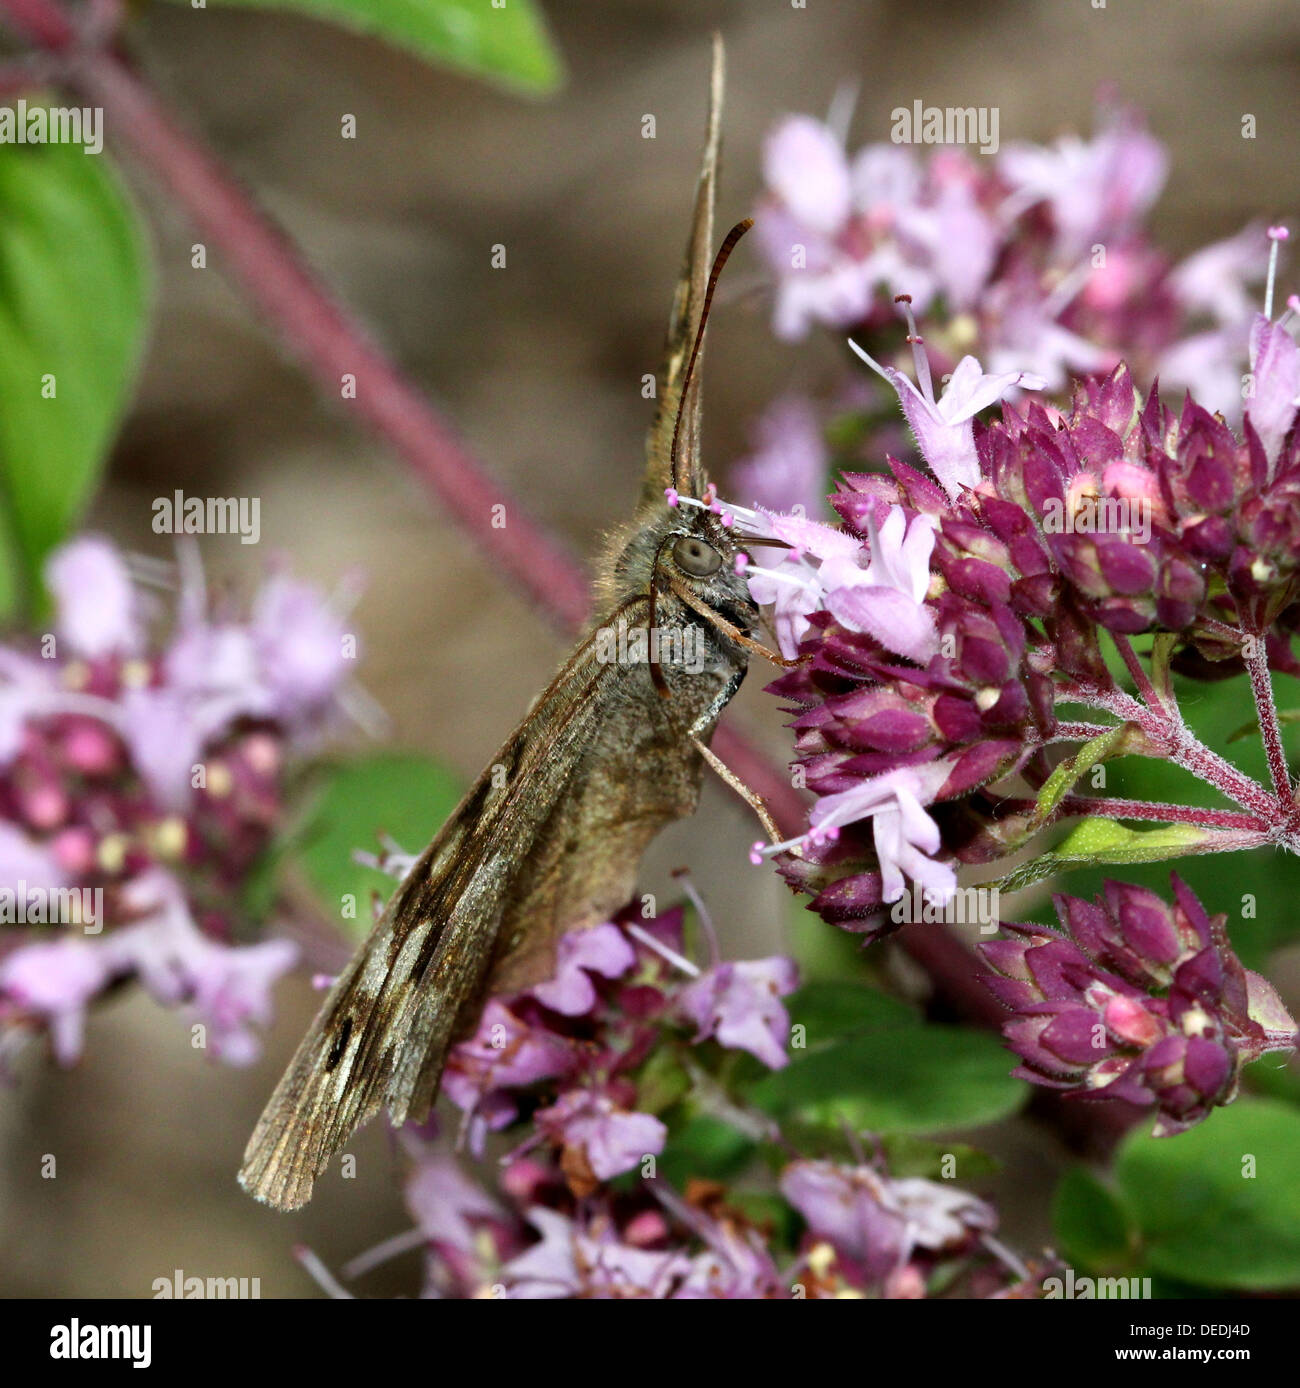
3;0;1299;1296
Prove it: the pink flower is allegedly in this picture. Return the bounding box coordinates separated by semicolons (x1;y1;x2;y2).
527;922;636;1017
0;820;69;890
654;1183;786;1298
821;506;938;662
804;763;956;905
0;938;114;1065
534;1090;666;1181
118;687;207;810
781;1159;995;1282
763;115;852;237
730;396;830;517
998;111;1166;260
849;337;1046;499
108;869;299;1065
250;575;353;718
893;175;998;313
404;1149;506;1252
734;505;861;659
676;956;798;1070
44;536;142;660
502;1207;690;1298
1246;312;1300;471
1157;327;1251;421
1170;223;1269;326
443;999;577;1133
981;276;1110;391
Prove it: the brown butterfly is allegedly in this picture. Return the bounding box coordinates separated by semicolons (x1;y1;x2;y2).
239;36;785;1210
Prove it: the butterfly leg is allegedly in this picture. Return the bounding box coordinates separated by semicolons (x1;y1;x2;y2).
686;669;784;844
691;734;784;845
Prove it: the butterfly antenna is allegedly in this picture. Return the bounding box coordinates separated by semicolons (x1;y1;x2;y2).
669;218;754;494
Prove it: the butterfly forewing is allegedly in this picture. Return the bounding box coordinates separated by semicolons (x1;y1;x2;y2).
239;605;649;1209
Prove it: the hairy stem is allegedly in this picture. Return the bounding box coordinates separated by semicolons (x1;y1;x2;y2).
1243;631;1293;801
1112;632;1167;716
1059;679;1282;823
1052;720;1121;742
998;795;1266;832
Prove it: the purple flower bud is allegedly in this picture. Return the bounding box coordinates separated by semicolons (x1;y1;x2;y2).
980;876;1296;1133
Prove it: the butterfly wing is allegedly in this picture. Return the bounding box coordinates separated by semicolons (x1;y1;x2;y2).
641;33;724;505
238;607;651;1210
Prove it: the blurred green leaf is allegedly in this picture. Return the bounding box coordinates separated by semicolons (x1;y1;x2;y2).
879;1133;999;1181
746;1023;1026;1135
171;0;564;94
1052;1165;1140;1275
289;752;462;936
786;980;919;1050
0;133;149;616
1115;1099;1300;1290
636;1045;691;1116
1242;1054;1300;1107
659;1113;756;1187
1227;707;1300;743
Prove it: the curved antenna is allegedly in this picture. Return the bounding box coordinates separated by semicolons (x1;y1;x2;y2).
668;217;754;494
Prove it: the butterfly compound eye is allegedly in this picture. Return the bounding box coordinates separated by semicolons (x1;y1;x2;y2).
672;534;723;577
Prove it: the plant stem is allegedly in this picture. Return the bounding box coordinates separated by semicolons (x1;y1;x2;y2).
1052;720;1119;742
998;795;1266;832
1060;679;1282;824
1112;632;1166;715
1242;630;1293;801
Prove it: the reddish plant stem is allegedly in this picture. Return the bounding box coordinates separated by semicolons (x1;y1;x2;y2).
0;0;71;45
1112;632;1166;716
1051;720;1118;742
1061;680;1282;824
997;795;1266;832
1243;630;1293;802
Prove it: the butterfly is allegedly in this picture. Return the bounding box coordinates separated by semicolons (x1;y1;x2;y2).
239;36;785;1210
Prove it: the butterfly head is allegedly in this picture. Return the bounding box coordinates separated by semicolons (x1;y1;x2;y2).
647;487;758;653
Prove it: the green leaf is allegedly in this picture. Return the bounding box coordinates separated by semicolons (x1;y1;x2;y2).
1242;1055;1300;1107
635;1045;691;1116
0;132;149;616
747;1024;1026;1135
1052;1166;1140;1275
995;817;1236;893
1147;632;1178;707
659;1113;756;1187
878;1133;999;1182
169;0;564;94
288;752;463;935
785;980;919;1049
1115;1099;1300;1290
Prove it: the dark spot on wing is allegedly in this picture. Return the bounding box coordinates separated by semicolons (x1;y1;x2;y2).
325;1016;353;1072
